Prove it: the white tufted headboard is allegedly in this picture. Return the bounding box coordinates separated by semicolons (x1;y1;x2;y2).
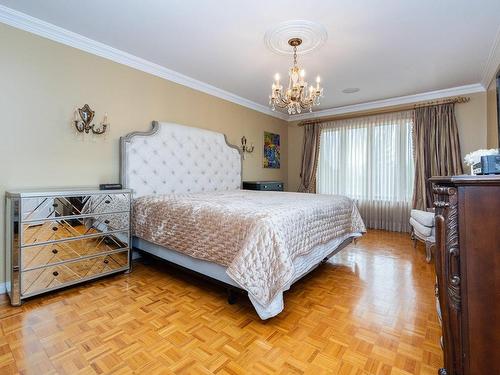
120;121;242;198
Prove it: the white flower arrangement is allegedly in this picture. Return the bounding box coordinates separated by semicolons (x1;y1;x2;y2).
464;149;499;166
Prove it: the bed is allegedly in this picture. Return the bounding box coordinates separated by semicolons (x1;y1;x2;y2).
120;121;366;319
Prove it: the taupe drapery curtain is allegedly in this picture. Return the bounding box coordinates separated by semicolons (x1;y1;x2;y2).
298;124;321;193
412;103;464;210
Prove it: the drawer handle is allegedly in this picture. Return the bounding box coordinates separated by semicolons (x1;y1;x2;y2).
104;219;110;224
103;259;109;264
52;271;59;276
52;203;58;208
52;249;58;254
105;200;111;204
52;226;58;231
263;185;268;189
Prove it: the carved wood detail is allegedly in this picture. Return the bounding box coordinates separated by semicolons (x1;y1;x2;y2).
433;185;462;375
433;186;461;311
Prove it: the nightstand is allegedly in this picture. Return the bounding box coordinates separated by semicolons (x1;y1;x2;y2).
242;181;284;191
5;188;132;306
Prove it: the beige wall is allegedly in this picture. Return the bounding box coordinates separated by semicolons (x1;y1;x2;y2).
455;91;488;155
287;91;489;192
487;78;499;148
0;24;288;284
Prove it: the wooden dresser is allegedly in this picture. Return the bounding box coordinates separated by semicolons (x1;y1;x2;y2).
5;188;131;306
430;176;500;375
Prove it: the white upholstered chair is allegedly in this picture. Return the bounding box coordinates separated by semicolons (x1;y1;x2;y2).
409;209;435;263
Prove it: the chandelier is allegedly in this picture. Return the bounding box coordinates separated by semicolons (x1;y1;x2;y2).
269;38;324;114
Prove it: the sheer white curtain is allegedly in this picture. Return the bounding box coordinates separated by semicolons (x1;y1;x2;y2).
317;111;414;232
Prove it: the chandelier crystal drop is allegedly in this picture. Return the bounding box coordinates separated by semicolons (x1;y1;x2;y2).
269;38;324;114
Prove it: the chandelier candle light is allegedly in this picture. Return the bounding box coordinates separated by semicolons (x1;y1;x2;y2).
269;38;324;114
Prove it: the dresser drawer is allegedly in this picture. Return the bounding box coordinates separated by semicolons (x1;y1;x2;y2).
21;212;129;245
21;232;129;270
21;193;130;221
21;250;129;296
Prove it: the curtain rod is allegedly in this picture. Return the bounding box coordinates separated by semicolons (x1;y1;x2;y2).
298;96;471;126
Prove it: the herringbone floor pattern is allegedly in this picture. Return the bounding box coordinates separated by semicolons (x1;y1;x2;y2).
0;230;442;374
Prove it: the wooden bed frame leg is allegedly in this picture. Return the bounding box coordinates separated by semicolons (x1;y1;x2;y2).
227;289;238;305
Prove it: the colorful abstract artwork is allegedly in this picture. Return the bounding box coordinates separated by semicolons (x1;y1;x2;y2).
263;131;280;169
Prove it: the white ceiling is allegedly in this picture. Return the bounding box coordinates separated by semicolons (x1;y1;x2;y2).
1;0;499;118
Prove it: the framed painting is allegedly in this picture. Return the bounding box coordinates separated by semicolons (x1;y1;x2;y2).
263;131;280;168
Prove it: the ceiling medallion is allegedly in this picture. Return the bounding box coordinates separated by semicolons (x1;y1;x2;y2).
269;38;324;114
264;20;328;55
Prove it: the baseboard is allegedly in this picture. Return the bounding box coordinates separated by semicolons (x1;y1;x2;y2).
0;282;6;295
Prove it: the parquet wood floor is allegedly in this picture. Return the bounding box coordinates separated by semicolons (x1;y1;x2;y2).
0;230;442;374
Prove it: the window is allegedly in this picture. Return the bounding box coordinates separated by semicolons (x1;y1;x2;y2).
317;111;414;232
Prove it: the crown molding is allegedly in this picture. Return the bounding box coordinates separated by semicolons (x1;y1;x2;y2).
289;83;486;121
0;5;288;121
481;24;500;88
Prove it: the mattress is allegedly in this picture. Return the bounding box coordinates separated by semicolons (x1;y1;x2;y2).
133;190;366;319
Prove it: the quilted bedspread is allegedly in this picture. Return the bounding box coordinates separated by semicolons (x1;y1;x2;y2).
133;190;365;317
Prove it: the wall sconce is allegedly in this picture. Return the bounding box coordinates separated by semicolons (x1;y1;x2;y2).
73;104;109;135
241;136;254;159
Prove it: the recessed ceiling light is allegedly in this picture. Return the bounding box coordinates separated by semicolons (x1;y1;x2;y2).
342;88;360;94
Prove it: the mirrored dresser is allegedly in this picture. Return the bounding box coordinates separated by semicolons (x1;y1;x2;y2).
5;188;131;306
